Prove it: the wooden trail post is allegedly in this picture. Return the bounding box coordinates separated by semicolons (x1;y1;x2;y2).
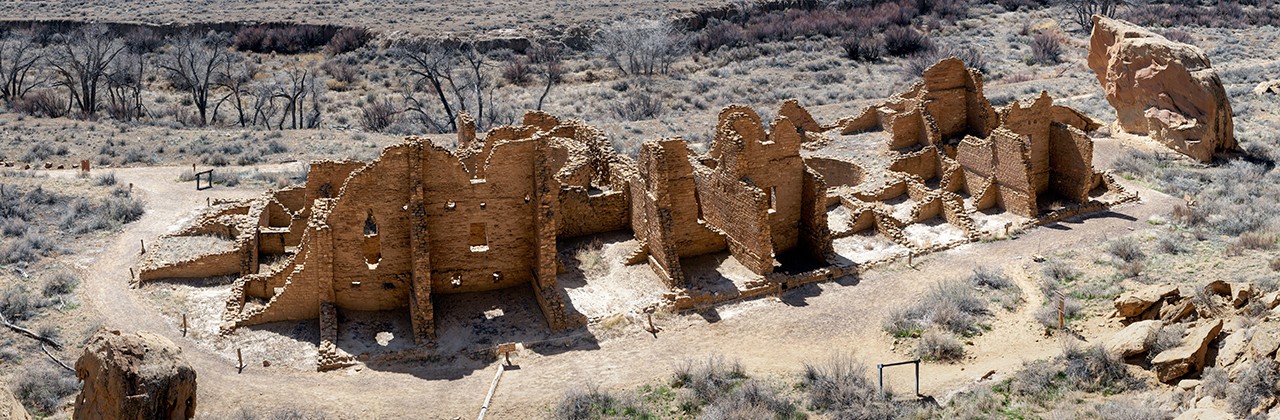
237;348;244;373
1058;293;1065;331
182;314;188;337
139;239;145;255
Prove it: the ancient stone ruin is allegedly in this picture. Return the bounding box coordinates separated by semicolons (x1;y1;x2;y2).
1088;15;1237;162
74;330;197;420
138;58;1136;370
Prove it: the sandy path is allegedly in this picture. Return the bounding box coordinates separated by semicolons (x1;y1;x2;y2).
48;152;1176;418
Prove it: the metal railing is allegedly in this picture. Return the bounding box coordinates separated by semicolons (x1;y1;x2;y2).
877;359;921;398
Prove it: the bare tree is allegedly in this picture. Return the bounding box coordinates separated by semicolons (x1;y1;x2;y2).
47;25;127;118
594;18;686;76
393;38;462;132
529;41;564;111
1065;0;1123;32
272;66;325;130
212;56;256;127
0;30;45;102
159;32;233;126
104;52;145;121
458;41;491;125
248;77;281;129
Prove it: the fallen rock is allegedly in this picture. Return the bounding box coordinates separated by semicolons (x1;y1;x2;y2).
1114;284;1179;318
1230;282;1255;308
0;383;30;420
1152;319;1224;382
1088;15;1237;162
74;330;197;420
1203;280;1231;296
1160;298;1196;323
1251;326;1280;359
1173;407;1233;420
1105;319;1162;358
1255;80;1280;96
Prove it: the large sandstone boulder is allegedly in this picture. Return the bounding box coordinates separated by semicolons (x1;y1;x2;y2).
1151;319;1223;383
73;330;196;420
1105;319;1162;358
1087;15;1236;162
0;384;30;420
1114;284;1179;318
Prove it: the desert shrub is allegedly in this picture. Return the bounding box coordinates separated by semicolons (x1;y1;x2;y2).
1235;231;1277;250
1107;236;1146;263
320;58;360;84
1201;366;1228;399
232;24;331;54
1228;359;1280;417
42;271;79;297
552;386;649;419
884;279;986;337
13;363;80;416
0;229;57;264
59;195;144;234
999;0;1047;11
915;329;965;361
799;354;900;417
359;99;399;132
1156;232;1190;254
1028;31;1063;65
695;19;746;52
12;89;67;118
1159;29;1195;45
0;284;46;320
1009;359;1059;397
883;25;931;56
500;54;533;85
1061;343;1133;393
93;172;118;186
1147;323;1185;363
905;43;986;75
841;35;884;61
325;27;373;55
671;356;747;405
1;217;26;237
700;380;798;420
1271;257;1280;272
1093;399;1168;420
1117;260;1145;278
574;239;607;276
123;28;164;54
1041;259;1081;284
610;89;664;121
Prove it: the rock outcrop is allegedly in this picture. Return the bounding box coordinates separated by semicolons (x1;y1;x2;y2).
1113;283;1179;319
1150;319;1223;383
73;330;197;420
0;384;30;420
1105;319;1162;358
1087;15;1236;162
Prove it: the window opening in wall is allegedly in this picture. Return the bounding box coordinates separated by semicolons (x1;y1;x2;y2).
451;274;462;288
363;211;381;269
469;222;489;252
768;186;778;214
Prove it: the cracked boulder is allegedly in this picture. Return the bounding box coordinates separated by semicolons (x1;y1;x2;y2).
1088;15;1236;162
1151;319;1223;383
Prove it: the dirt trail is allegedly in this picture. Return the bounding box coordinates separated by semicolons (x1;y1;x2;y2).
50;154;1178;418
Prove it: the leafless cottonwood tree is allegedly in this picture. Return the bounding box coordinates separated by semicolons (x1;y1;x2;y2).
0;30;45;102
273;66;325;130
593;18;686;76
1064;0;1123;32
529;40;564;111
212;58;257;127
48;25;127;118
394;38;462;132
159;32;234;126
248;77;282;129
104;52;146;121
